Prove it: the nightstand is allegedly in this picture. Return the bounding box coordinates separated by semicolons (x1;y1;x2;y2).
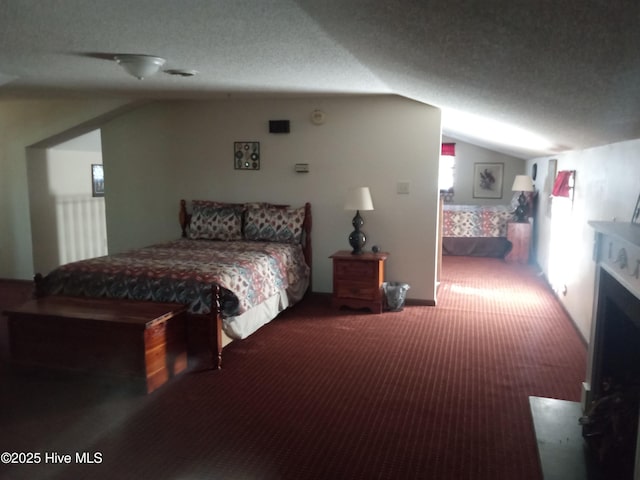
505;221;531;264
330;250;388;313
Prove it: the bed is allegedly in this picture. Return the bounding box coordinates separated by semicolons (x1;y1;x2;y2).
441;204;513;258
35;200;312;369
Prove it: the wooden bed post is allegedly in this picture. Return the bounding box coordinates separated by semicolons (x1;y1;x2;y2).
210;284;223;370
303;202;312;292
179;199;191;238
33;273;45;298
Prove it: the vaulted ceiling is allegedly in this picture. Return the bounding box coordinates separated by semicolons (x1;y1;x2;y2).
2;0;639;159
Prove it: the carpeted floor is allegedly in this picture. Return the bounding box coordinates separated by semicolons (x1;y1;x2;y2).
0;257;587;479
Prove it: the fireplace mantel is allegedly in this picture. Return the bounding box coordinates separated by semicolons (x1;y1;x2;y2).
588;221;640;303
589;221;640;252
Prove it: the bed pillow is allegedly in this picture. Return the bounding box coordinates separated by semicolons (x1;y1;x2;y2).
244;201;272;209
188;202;243;241
243;205;305;243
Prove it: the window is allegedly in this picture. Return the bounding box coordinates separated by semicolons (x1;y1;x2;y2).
439;143;455;202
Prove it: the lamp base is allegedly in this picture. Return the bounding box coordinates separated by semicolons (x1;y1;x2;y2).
349;230;366;254
348;210;366;254
514;208;527;223
513;191;529;222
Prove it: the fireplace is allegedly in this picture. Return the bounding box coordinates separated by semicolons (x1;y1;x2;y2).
583;221;640;479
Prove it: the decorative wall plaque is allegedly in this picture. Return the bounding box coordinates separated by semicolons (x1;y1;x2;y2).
234;141;260;170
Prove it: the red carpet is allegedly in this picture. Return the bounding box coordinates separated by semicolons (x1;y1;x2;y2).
0;257;587;479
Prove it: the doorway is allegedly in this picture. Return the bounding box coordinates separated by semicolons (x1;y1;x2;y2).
26;129;107;275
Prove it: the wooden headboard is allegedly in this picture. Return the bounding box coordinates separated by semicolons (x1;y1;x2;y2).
178;200;313;282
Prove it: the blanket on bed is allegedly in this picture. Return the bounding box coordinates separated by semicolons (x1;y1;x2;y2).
442;205;512;238
40;239;310;316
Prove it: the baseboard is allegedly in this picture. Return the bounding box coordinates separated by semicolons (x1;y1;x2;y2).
308;292;435;307
0;278;33;285
406;298;436;307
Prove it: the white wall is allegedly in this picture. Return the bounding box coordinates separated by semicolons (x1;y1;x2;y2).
100;95;443;300
528;139;640;340
442;135;525;205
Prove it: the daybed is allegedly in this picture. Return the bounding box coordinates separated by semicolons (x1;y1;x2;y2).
34;200;312;369
441;204;513;258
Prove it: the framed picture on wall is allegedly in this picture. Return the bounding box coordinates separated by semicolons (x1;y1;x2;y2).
472;162;504;199
92;164;104;197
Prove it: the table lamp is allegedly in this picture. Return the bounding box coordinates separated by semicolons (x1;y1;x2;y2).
512;175;534;222
344;187;374;254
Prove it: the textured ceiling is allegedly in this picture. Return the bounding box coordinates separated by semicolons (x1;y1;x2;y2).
1;0;639;159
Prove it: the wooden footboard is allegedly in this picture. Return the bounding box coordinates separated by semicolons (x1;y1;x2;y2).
181;284;224;371
209;284;223;370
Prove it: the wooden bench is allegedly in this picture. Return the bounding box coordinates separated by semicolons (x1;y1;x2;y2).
5;296;188;394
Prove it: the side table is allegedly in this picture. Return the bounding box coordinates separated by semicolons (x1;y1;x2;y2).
505;221;531;264
330;250;388;313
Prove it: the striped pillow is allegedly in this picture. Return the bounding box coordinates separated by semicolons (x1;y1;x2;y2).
188;203;243;241
244;205;305;243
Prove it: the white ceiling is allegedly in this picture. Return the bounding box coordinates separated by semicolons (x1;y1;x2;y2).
2;0;639;159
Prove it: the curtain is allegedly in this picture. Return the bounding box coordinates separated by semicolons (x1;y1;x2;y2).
441;143;456;156
552;170;574;197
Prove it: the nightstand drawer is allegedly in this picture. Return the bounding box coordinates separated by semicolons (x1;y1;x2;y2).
335;283;380;301
334;260;377;279
330;250;389;314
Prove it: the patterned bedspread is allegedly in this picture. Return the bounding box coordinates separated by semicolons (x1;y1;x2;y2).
442;205;513;238
41;239;310;316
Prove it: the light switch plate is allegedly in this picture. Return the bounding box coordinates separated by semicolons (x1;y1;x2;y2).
397;181;410;194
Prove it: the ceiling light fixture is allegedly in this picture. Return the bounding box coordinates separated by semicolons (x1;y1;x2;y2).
113;54;166;80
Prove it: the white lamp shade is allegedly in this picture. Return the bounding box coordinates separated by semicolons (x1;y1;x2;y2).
511;175;534;192
344;187;374;211
114;54;166;80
